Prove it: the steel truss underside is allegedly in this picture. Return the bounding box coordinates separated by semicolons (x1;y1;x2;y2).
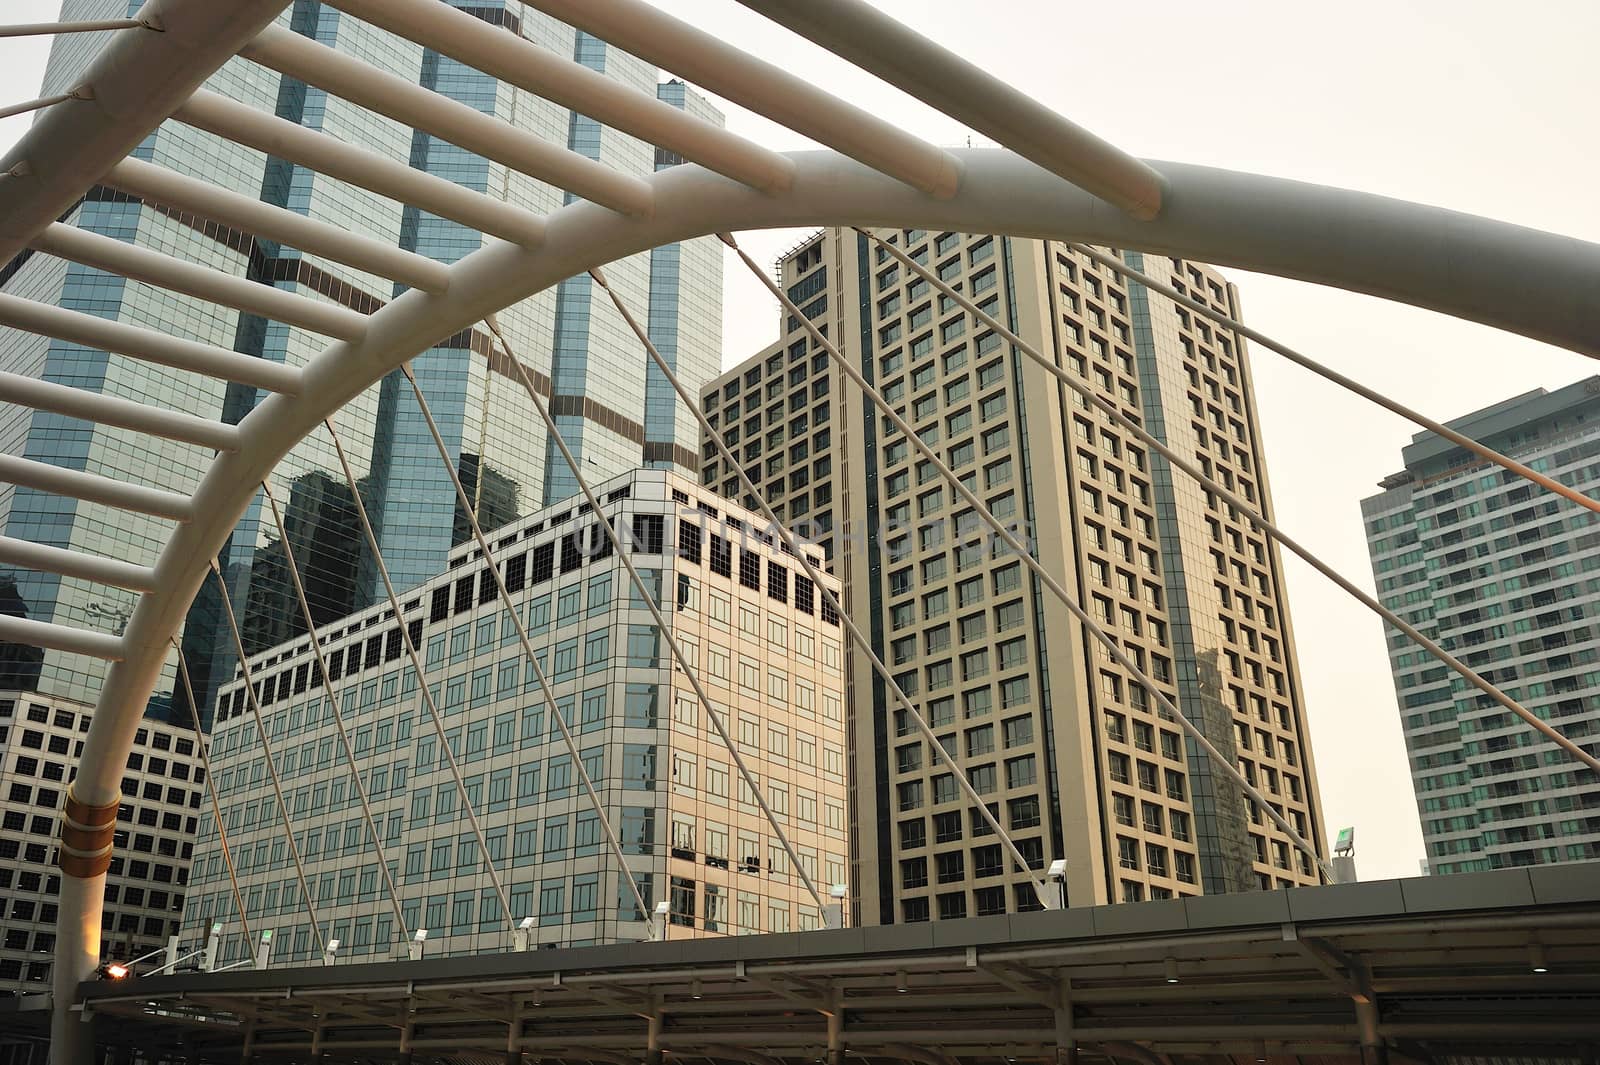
51;867;1600;1064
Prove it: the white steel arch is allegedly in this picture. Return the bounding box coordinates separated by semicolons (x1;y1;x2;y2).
0;1;1594;1057
54;149;1600;1025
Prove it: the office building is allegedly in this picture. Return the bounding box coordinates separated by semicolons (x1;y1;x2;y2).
1362;378;1600;873
0;4;723;727
0;693;202;996
185;471;848;964
703;229;1326;923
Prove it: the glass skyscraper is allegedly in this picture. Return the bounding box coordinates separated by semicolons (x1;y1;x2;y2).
1363;377;1600;873
0;1;723;728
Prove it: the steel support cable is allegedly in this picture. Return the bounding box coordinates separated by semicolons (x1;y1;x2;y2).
393;363;655;926
727;233;1334;885
259;478;412;946
580;269;1051;907
207;561;328;955
872;230;1600;781
320;417;516;931
171;638;254;953
470;325;828;912
1066;244;1600;517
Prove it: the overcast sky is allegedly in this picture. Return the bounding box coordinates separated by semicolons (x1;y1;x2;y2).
4;1;1597;882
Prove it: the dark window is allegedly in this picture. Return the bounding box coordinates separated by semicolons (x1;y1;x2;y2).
821;592;839;626
902;897;930;923
738;550;762;591
632;515;665;554
478;568;497;605
974;886;1006;916
365;636;382;670
1017;837;1045;869
560;533;583;573
453;577;474;615
406;619;424;652
767;562;789;603
669;875;696;927
678;520;703;564
794;575;815;615
937;892;967;920
710;535;732;577
386;629;403;662
586;520;614;561
1014;883;1045;912
531;542;555;584
504;552;527;593
430;586;451;623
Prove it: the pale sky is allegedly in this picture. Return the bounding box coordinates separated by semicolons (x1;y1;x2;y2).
4;1;1598;882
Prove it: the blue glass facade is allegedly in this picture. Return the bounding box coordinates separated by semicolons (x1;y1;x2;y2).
0;2;724;728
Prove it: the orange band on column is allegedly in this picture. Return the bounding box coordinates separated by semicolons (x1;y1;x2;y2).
58;788;121;879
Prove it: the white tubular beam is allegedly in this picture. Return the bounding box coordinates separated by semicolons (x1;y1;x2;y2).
0;454;192;522
0;535;157;592
32;222;367;342
0;91;78;123
0;0;294;273
0;19;144;37
240;25;654;217
174;90;548;247
735;0;1165;220
0;287;307;393
0;370;241;452
324;0;796;195
0;615;122;660
103;157;452;294
519;0;961;198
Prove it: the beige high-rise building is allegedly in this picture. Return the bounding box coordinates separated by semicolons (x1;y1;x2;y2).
702;229;1325;923
185;471;849;963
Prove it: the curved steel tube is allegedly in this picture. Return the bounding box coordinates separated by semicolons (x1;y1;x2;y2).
53;148;1600;1051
